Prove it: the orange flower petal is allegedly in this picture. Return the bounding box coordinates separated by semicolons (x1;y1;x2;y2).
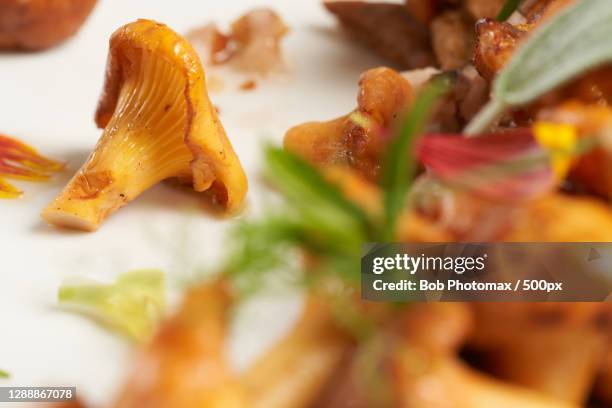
0;133;63;199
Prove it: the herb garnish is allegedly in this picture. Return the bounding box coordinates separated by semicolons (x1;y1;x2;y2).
0;369;9;379
224;147;367;295
466;0;612;135
58;269;166;342
380;76;450;240
265;146;373;252
497;0;523;22
224;78;449;299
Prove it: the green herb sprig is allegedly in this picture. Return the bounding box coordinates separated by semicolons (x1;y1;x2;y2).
224;79;449;296
380;76;451;240
497;0;523;22
466;0;612;135
265;146;373;253
0;369;9;379
224;148;368;296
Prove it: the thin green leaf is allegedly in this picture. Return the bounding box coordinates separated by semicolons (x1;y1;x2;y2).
223;215;304;296
58;269;166;342
221;147;377;297
466;0;612;135
497;0;522;21
464;99;507;136
0;370;9;379
223;208;366;296
498;0;612;104
380;75;451;240
265;146;371;249
310;247;362;284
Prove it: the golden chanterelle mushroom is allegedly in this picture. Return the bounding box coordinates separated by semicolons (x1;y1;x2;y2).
43;19;248;231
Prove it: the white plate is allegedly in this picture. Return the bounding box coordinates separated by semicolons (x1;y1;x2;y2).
0;0;389;406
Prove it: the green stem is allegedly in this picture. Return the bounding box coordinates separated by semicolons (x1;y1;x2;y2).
464;100;507;137
497;0;522;21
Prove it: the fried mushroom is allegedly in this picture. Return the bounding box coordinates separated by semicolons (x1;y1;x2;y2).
594;347;612;407
113;281;246;408
316;303;573;407
324;1;435;70
468;303;612;405
430;10;474;71
243;298;352;408
285;67;412;182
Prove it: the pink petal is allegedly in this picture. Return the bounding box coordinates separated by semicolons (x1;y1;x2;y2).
415;129;555;201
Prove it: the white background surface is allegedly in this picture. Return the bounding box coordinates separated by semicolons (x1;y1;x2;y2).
0;0;390;406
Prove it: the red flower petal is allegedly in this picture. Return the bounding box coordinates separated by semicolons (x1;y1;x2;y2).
416;129;555;201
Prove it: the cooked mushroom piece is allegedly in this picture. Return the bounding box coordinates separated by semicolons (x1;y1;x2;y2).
430;10;474;71
475;327;607;405
42;19;247;231
113;280;246;407
243;298;352;408
595;347;612;407
316;303;573;407
0;0;97;51
468;303;611;405
187;8;289;76
324;1;435;70
284;67;413;182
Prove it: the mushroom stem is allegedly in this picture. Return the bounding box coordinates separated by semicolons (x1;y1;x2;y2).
43;50;194;231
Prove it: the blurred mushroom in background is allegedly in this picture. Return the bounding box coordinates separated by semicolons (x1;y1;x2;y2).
324;0;508;70
0;0;97;51
324;1;435;70
187;8;289;77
